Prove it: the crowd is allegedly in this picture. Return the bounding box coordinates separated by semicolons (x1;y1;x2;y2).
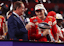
0;1;64;43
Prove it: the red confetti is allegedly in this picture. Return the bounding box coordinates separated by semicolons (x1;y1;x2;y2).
28;11;31;14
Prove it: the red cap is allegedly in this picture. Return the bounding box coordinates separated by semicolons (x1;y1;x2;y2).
47;11;56;18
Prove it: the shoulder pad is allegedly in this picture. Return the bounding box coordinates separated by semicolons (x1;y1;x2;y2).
0;15;4;18
48;16;53;18
47;16;53;21
31;16;36;19
30;16;38;22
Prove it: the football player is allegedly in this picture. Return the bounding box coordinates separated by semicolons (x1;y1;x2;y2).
47;11;59;42
0;15;6;40
47;11;64;42
26;4;58;42
56;13;64;42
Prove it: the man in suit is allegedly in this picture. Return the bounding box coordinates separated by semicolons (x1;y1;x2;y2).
8;1;28;41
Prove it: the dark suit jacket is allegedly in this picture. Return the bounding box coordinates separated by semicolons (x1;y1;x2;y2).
8;13;28;41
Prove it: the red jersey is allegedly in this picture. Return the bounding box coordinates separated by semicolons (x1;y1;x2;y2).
28;16;57;42
0;15;5;35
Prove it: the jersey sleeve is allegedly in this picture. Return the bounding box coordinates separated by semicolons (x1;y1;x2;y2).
28;17;36;27
52;17;58;34
2;17;5;23
28;17;42;40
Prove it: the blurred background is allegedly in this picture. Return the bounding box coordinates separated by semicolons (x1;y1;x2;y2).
0;0;64;19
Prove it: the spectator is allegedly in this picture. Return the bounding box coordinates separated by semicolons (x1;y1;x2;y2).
56;13;64;42
8;1;28;41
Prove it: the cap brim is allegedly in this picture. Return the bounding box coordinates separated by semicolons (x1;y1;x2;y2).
35;9;43;11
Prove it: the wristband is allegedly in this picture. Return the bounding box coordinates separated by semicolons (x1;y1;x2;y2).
41;33;43;37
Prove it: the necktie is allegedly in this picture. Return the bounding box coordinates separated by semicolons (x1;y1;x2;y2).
19;16;25;26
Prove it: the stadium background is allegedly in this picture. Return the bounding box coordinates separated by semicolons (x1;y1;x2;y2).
0;0;64;20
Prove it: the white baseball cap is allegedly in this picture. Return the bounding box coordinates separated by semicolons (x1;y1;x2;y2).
56;13;63;20
35;4;45;11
